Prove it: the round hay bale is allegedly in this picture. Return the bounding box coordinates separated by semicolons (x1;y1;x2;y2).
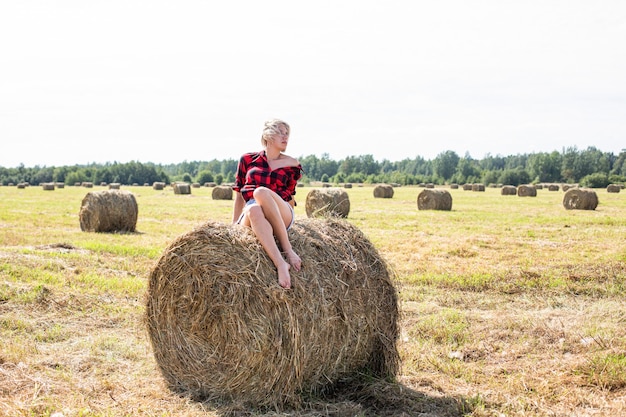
563;188;598;210
55;182;65;189
79;190;138;232
450;183;459;189
173;183;191;195
109;183;121;190
501;185;517;196
145;218;399;408
16;183;26;189
471;183;485;192
562;184;577;192
42;183;55;191
517;184;537;197
305;188;350;218
211;185;233;200
343;183;353;189
607;184;621;193
204;182;216;187
462;184;472;191
373;184;394;198
82;182;94;188
548;184;559;191
425;183;435;189
153;182;165;190
535;184;543;190
192;183;201;188
417;188;452;211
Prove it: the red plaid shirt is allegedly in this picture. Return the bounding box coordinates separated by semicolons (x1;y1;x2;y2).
233;151;303;202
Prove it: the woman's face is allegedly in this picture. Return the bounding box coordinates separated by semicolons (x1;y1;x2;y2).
269;125;289;149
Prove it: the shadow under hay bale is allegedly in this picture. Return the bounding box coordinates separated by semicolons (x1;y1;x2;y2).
211;185;233;200
173;183;191;195
517;184;537;197
607;184;621;193
305;188;350;218
79;189;138;232
563;188;598;210
417;188;452;210
501;185;517;195
373;184;394;198
145;218;399;409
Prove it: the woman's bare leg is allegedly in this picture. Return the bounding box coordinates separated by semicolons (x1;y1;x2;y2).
252;188;301;270
246;205;292;288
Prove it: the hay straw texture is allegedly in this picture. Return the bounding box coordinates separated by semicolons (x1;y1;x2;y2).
607;184;621;193
79;190;138;232
305;188;350;218
211;185;233;200
517;185;537;197
145;218;400;409
563;188;599;210
501;185;517;196
173;183;191;195
417;189;452;211
373;184;394;198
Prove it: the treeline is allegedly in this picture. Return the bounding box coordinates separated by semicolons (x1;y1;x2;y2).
1;146;625;188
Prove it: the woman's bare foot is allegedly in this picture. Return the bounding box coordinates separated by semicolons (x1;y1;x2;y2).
285;249;301;271
277;261;291;289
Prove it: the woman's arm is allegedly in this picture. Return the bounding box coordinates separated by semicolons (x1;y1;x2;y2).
232;191;245;223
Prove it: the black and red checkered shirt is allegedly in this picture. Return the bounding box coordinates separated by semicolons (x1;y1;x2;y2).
233;151;303;202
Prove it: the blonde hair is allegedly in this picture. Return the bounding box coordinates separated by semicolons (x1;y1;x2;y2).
261;119;290;147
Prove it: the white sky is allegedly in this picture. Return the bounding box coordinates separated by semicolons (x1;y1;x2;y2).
1;0;625;168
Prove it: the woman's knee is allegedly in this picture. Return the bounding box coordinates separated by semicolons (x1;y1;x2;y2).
252;187;276;203
246;205;265;223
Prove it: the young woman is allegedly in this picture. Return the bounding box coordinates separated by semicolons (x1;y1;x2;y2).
232;119;303;289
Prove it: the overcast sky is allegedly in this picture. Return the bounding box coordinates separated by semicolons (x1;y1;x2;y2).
1;0;625;168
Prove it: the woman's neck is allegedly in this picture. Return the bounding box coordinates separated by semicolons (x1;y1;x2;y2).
265;149;282;161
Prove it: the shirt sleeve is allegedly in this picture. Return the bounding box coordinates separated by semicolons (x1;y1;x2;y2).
232;155;247;192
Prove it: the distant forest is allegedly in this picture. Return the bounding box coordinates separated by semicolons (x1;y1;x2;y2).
2;146;625;188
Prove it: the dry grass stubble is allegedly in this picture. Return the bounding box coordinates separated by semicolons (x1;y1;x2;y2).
0;185;625;416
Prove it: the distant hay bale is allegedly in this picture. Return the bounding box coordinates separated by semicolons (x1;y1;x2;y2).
55;182;65;189
535;184;543;190
563;188;598;210
211;186;233;200
153;182;165;190
305;188;350;218
192;183;201;188
79;190;138;233
471;183;485;192
144;218;399;408
173;183;191;195
417;189;452;211
450;183;459;189
204;182;216;187
548;184;559;191
462;184;472;191
42;183;55;191
16;183;26;189
373;184;394;198
607;184;621;193
344;183;353;189
82;182;94;188
517;184;537;197
109;183;121;190
501;185;517;196
425;183;435;189
562;184;577;192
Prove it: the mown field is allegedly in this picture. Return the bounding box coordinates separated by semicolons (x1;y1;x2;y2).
1;184;625;417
